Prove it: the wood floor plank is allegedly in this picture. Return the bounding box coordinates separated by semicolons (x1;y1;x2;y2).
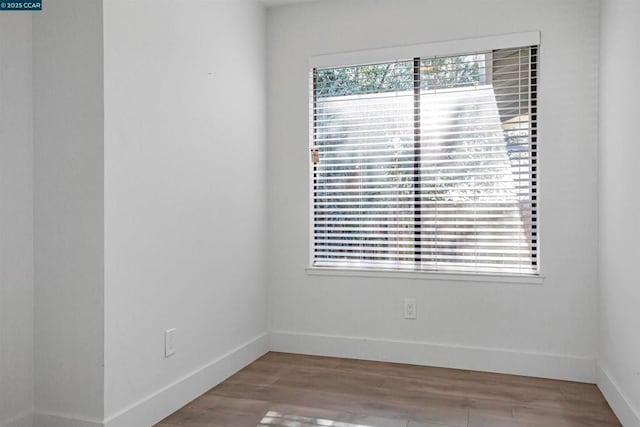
155;352;621;427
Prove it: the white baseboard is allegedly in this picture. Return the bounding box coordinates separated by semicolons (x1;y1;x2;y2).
269;330;597;383
1;410;33;427
597;362;640;427
103;332;269;427
33;411;102;427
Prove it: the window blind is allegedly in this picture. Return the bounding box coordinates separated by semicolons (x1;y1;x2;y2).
310;46;539;275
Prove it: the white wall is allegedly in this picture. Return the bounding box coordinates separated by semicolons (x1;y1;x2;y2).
103;0;268;424
7;0;634;425
267;0;601;381
599;0;640;425
0;13;34;427
33;0;105;423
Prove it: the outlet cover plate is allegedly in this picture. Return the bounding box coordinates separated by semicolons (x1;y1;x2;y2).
165;328;176;358
404;298;417;319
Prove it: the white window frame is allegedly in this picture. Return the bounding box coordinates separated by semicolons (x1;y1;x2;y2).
307;32;544;284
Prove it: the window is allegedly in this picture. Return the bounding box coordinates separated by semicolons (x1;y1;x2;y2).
310;37;539;276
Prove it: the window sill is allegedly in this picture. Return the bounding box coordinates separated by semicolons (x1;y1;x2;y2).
305;266;545;285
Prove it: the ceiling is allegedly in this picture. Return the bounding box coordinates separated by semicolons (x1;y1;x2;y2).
260;0;319;7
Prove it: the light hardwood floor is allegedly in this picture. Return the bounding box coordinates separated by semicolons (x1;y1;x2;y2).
156;352;620;427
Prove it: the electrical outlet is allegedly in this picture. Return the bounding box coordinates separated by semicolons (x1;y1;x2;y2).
404;298;417;319
165;328;176;358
